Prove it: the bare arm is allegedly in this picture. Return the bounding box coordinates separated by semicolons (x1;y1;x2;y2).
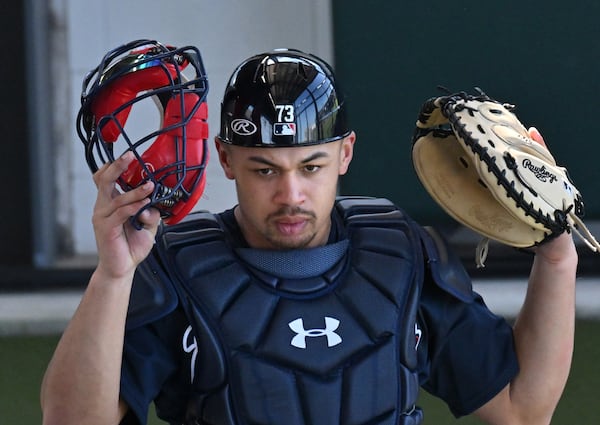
474;127;578;424
40;152;161;425
474;232;577;424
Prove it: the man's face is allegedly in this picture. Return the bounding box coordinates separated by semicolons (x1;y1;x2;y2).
216;133;355;250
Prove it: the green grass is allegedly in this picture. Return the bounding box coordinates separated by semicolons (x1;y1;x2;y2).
3;320;599;424
417;320;600;424
0;334;59;424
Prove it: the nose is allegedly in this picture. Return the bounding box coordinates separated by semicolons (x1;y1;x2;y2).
274;172;305;206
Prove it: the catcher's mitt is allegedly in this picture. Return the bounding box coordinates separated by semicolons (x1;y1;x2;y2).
412;89;600;267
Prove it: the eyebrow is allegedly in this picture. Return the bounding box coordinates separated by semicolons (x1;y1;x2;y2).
248;151;330;167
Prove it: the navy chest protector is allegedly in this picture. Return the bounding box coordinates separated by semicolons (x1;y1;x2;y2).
127;197;474;425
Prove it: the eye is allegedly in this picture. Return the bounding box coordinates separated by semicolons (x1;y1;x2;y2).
303;164;321;173
256;168;275;176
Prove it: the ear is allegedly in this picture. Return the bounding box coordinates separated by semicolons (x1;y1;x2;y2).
338;131;356;175
215;137;235;180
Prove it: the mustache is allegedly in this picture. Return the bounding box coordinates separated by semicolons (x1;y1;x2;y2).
268;206;316;220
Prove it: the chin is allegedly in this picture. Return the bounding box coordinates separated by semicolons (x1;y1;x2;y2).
269;234;316;250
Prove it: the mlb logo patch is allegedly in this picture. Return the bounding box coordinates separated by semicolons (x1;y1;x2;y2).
273;123;296;136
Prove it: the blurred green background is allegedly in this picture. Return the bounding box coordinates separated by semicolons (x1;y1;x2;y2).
333;1;600;224
4;319;599;424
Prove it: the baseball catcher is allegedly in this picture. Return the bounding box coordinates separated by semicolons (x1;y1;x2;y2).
412;89;600;266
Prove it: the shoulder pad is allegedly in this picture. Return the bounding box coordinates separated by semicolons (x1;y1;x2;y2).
335;196;411;228
418;226;474;303
159;210;223;250
126;211;222;330
335;196;397;218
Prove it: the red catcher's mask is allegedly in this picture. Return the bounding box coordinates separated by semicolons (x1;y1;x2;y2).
77;39;209;225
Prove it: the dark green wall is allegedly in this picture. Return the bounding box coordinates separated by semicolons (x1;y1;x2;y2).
333;1;600;224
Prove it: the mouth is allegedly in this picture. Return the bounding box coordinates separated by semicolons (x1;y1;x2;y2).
274;216;309;236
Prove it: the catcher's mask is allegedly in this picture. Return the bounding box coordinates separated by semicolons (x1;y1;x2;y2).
218;48;350;147
76;39;209;225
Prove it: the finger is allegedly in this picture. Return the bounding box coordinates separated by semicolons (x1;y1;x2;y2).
93;196;151;235
93;152;136;199
135;207;162;230
93;199;145;236
528;126;547;147
94;181;155;224
92;151;134;185
110;180;154;210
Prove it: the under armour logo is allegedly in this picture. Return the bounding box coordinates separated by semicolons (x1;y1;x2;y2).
288;317;342;349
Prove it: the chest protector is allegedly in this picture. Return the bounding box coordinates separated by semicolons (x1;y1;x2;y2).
149;197;429;425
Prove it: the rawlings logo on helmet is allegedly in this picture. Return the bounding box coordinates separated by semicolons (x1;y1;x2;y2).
231;118;257;136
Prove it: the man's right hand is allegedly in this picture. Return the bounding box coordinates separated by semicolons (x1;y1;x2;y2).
92;151;162;280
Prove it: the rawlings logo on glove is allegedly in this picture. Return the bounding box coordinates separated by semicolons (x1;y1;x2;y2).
412;89;600;266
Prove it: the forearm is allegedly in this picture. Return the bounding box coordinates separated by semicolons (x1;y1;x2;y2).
41;269;134;425
510;234;578;423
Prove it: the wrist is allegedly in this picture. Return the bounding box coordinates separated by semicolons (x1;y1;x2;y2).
90;266;136;290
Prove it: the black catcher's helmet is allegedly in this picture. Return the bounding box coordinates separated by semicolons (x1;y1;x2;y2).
76;39;209;225
218;48;350;147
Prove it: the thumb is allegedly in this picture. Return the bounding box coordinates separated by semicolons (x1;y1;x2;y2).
528;126;547;147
